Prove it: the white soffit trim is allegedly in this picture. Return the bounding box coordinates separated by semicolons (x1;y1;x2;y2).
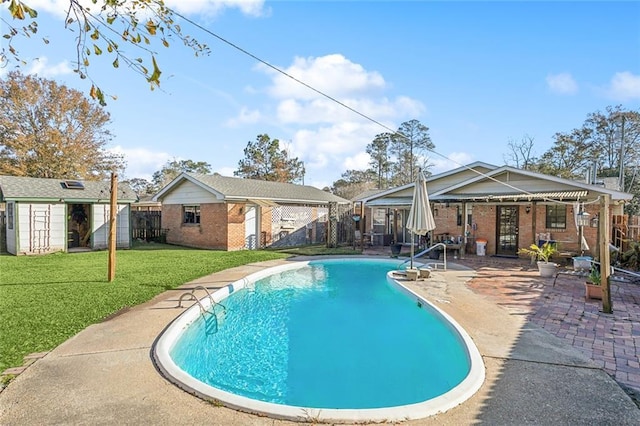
247;199;280;207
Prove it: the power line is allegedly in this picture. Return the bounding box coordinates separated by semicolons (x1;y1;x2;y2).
171;10;608;205
172;10;396;135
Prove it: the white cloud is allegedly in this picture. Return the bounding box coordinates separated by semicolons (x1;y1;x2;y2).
257;54;424;128
167;0;268;17
263;54;386;101
27;57;73;78
244;53;427;185
215;166;237;177
546;72;578;95
289;122;380;171
343;151;371;171
276;96;423;125
110;146;172;181
605;71;640;101
25;0;267;17
429;152;475;174
225;107;263;127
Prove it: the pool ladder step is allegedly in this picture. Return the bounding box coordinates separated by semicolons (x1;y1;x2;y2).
177;285;227;317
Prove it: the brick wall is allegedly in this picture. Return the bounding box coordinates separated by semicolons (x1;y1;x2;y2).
260;207;273;248
432;203;465;241
465;203;601;257
162;203;229;250
529;203;599;255
470;204;497;254
519;205;534;248
226;203;245;251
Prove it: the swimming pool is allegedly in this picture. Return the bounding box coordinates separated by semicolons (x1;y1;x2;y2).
153;258;484;423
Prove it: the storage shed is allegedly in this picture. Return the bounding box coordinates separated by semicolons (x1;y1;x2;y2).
0;175;137;255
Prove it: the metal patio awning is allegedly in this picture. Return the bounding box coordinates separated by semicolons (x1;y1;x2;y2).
365;190;591;207
365;197;413;208
446;190;589;202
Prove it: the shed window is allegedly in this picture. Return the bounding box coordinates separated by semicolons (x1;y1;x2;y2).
7;202;13;230
183;205;200;224
545;205;566;229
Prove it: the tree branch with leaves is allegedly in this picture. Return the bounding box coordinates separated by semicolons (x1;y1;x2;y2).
2;0;210;105
234;134;305;183
151;158;211;189
0;70;125;179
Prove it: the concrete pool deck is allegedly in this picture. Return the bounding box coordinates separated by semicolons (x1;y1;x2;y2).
1;255;639;425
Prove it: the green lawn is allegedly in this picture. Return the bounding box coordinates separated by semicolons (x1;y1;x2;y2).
0;244;289;372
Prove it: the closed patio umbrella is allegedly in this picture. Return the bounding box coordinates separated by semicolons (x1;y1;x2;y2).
406;170;436;269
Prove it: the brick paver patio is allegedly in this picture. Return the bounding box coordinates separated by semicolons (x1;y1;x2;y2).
455;255;640;403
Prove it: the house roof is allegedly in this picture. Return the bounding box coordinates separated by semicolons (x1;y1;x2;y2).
0;175;138;203
361;162;502;204
364;164;633;208
351;188;387;202
433;166;633;201
153;173;350;205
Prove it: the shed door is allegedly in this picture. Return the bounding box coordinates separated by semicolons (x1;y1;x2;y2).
496;205;519;256
30;205;52;253
245;206;257;250
68;204;91;249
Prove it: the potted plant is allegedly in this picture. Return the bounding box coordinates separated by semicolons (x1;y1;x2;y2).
585;266;603;300
517;242;559;277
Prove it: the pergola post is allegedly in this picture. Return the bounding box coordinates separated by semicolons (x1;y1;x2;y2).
108;172;117;282
599;194;612;313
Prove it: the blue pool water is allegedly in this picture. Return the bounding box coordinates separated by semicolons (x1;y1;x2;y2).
169;259;471;409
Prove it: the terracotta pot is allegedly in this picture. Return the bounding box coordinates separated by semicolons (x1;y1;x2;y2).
585;282;603;300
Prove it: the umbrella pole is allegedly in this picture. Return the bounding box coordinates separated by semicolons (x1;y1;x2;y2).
410;233;414;269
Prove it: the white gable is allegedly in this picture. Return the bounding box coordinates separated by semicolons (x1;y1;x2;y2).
161;180;222;205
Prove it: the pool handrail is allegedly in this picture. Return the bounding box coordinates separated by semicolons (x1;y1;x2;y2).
400;242;447;270
590;260;640;281
177;285;228;316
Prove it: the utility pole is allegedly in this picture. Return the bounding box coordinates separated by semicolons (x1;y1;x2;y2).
619;114;626;192
108;172;118;282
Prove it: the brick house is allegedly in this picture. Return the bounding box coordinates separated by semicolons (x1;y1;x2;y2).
356;162;633;258
152;173;349;250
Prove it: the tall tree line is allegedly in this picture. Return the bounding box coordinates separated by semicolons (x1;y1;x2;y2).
504;105;640;214
332;119;435;199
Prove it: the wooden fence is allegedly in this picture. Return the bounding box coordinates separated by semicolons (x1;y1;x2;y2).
613;214;640;252
131;211;166;242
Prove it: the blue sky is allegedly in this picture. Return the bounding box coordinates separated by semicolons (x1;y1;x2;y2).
2;1;639;189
